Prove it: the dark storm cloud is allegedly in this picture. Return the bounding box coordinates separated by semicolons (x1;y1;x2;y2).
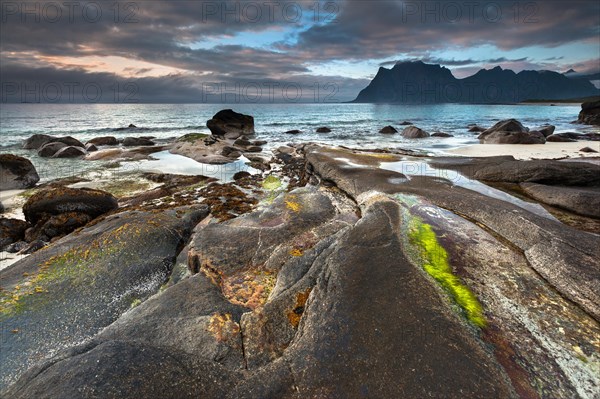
0;61;368;103
290;0;600;61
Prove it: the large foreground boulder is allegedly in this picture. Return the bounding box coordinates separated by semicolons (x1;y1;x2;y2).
0;154;40;190
578;100;600;125
0;205;209;389
478;119;545;144
23;187;118;225
206;109;255;138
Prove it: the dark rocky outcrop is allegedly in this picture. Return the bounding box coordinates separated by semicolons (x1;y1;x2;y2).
285;129;301;135
23;187;118;225
478;119;545;144
379;125;398;134
402;126;430;138
122;137;155;147
468;124;486;132
0;206;209;389
0;154;40;190
86;136;119;146
578;100;600;125
316;127;331;133
206;109;255;138
432;132;453;137
0;218;29;250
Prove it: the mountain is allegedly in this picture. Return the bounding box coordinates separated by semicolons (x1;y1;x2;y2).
353;61;599;103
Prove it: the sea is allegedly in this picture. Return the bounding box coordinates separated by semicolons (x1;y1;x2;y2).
1;103;598;183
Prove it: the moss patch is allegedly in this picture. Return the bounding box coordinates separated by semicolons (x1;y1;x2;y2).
408;218;486;328
177;133;210;143
220;268;277;310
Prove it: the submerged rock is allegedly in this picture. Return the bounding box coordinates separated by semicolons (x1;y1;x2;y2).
0;154;40;190
316;127;332;133
432;132;453;137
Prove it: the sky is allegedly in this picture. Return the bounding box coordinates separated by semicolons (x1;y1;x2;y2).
1;0;599;102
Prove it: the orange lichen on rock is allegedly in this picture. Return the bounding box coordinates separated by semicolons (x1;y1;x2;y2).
207;312;241;343
221;268;276;310
287;289;311;328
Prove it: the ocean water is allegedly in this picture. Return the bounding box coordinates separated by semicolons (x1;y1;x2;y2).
1;103;597;182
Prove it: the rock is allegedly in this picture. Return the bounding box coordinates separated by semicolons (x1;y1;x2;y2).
477;119;546;144
84;143;98;152
252;140;267;146
580;146;598;153
0;206;209;389
521;183;600;218
432;132;453;137
0;218;29;250
207;109;255;138
399;121;413;125
468;124;486;132
402;126;430;138
233;138;252;146
244;146;262;153
37;142;67;157
546;134;575;142
481;119;529;134
22;134;54;150
577;100;600;125
4;340;238;399
430;157;600;187
19;239;46;255
285;129;301;135
52;146;87;158
233;171;251;180
129;123;137;128
316;127;332;133
26;212;93;243
87;136;119;146
221;146;240;157
0;154;40;190
552;132;600;141
122;137;155;147
5;241;27;253
379;125;398;134
479;130;546;144
536;124;555;137
23;187;118;225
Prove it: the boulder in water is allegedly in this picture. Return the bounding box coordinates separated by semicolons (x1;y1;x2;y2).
379;126;398;134
207;109;255;138
402;126;430;138
0;154;40;190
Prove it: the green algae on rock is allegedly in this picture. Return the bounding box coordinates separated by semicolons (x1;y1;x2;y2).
407;215;486;328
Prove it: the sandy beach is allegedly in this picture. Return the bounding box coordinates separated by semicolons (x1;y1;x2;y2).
447;141;600;160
